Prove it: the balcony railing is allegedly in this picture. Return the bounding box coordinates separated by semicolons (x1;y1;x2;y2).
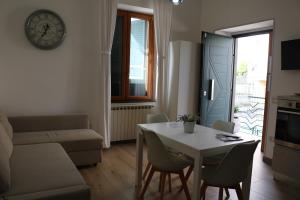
234;95;265;137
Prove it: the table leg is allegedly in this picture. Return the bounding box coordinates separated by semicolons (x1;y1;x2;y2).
242;159;253;200
135;130;144;199
192;153;203;200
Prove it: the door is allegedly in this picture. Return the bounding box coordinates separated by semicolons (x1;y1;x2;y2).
200;32;234;127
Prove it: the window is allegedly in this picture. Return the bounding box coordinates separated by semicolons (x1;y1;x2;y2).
111;10;154;102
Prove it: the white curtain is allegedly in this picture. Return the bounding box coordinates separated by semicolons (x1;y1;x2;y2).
154;0;174;119
94;0;117;148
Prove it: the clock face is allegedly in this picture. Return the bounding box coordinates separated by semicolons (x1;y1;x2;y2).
25;9;66;50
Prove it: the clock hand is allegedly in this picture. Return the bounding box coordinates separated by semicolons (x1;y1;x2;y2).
40;24;50;38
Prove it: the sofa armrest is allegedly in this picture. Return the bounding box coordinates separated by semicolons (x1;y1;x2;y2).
8;114;90;133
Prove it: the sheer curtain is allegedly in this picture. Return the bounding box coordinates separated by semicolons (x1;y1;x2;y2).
154;0;174;119
94;0;117;148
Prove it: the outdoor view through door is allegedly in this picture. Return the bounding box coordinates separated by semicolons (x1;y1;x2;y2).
233;33;270;138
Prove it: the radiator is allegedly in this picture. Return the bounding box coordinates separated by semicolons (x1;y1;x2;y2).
111;105;154;142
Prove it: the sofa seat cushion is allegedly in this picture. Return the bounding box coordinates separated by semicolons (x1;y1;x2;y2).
12;132;51;145
4;143;90;199
0;112;13;139
13;129;103;152
0;123;13;157
0;137;11;194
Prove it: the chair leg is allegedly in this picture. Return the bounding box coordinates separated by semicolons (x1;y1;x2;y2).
168;173;172;192
159;173;163;192
225;188;230;199
218;187;223;200
178;170;191;200
143;162;151;180
200;182;208;200
235;184;244;200
185;165;194;181
179;165;193;192
160;173;167;200
140;167;155;199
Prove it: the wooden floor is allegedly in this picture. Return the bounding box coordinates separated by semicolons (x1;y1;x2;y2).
80;143;300;200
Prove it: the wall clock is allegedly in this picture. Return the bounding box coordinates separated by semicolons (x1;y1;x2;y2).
25;9;66;50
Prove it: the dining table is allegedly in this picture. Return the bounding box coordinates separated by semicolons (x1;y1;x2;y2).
135;122;259;200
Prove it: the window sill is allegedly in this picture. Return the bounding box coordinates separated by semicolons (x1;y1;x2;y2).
111;101;156;108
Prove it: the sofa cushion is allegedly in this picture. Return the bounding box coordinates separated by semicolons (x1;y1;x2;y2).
4;143;90;199
0;112;13;139
12;132;52;145
49;129;102;152
0;123;13;157
0;138;11;194
8;115;89;133
13;129;102;152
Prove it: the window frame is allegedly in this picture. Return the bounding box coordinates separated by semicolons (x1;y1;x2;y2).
111;10;154;102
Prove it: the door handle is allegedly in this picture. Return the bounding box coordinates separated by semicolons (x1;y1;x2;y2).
209;79;214;101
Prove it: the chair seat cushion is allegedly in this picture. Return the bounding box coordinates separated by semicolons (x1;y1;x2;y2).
13;129;103;152
202;160;244;186
4;143;90;199
152;149;193;172
203;153;226;166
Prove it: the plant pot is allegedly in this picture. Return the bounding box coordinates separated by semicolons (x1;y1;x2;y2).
183;121;195;133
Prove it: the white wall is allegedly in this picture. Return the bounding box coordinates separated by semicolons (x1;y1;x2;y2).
0;0;97;116
118;0;202;42
119;0;153;8
0;0;201;118
171;0;202;42
199;0;300;158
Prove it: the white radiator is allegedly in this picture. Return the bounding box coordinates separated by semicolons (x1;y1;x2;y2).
111;105;154;142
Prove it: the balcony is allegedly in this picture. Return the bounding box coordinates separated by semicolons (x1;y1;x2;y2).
234;95;265;137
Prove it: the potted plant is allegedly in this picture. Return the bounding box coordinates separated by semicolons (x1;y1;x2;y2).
178;114;200;133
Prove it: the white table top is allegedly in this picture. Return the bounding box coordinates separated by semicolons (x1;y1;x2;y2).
138;122;259;157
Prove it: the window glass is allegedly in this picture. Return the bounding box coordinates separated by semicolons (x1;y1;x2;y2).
129;18;149;97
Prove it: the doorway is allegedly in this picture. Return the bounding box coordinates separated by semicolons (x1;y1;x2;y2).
232;32;271;142
200;26;273;151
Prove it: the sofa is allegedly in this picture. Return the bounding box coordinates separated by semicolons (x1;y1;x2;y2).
9;114;103;166
0;113;102;200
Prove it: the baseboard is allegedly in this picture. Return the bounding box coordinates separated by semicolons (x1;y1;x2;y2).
263;156;272;165
111;139;136;145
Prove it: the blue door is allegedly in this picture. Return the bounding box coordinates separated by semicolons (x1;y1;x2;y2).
200;32;234;127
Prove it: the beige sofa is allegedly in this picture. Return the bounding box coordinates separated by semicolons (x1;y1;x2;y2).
0;113;91;200
9;114;103;166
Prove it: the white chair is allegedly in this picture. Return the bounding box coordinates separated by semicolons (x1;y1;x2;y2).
200;141;260;200
212;120;235;133
143;113;170;180
203;120;235;165
182;120;235;197
146;113;169;124
140;131;193;200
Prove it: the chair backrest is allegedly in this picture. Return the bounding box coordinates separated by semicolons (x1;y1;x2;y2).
146;113;169;123
213;120;235;133
143;130;177;170
212;141;260;185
